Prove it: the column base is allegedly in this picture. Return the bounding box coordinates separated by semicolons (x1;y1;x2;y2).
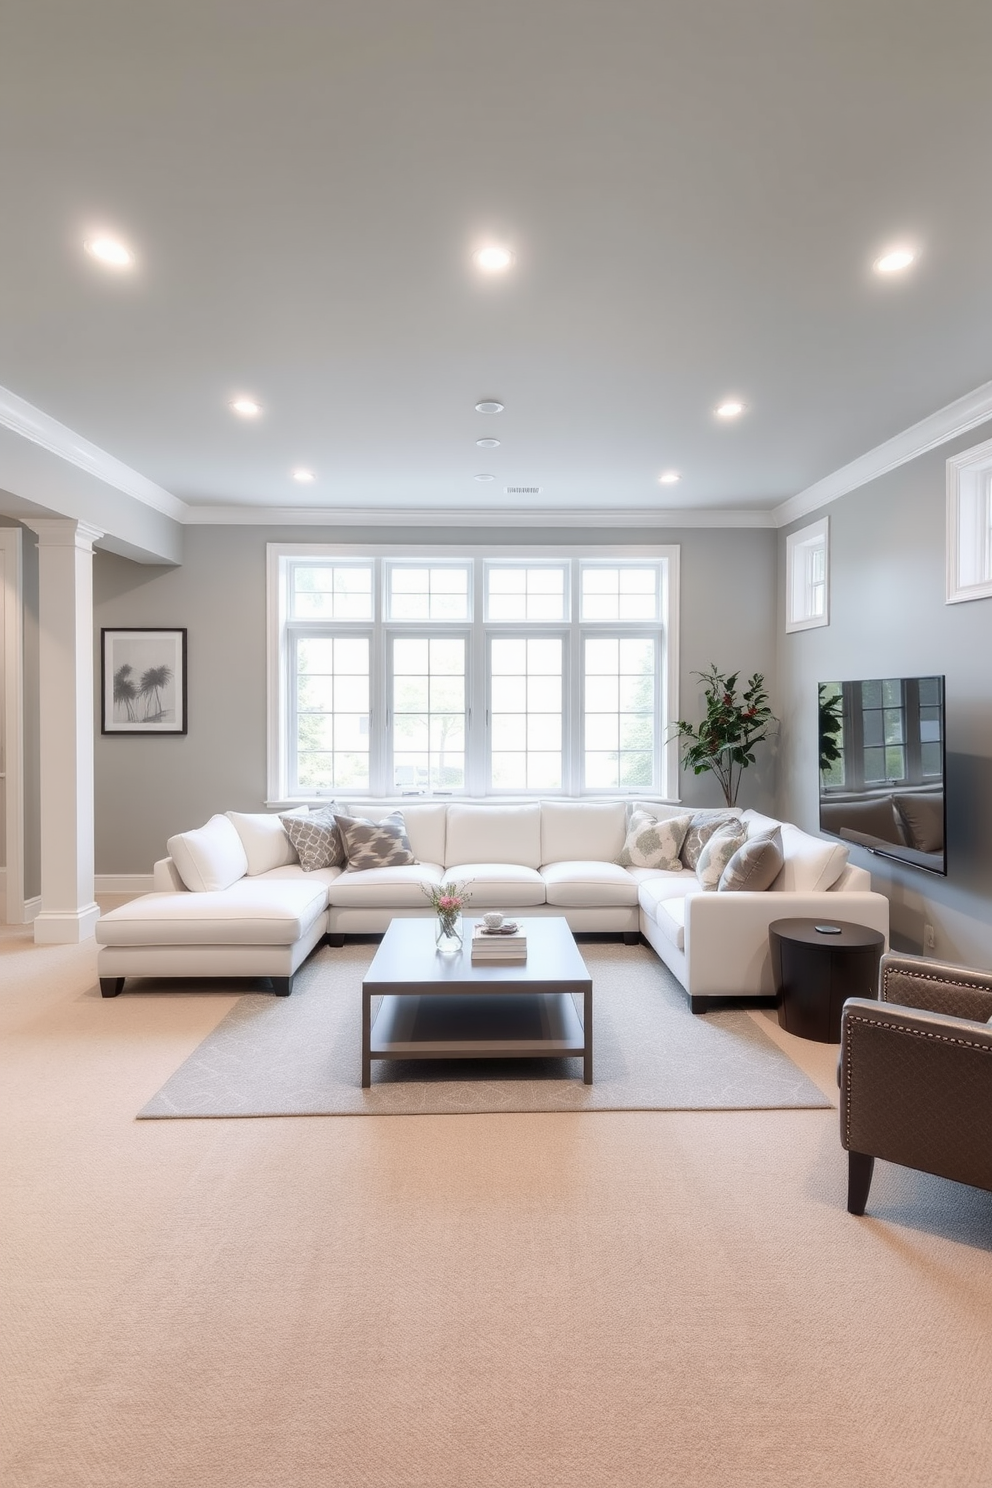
33;903;101;944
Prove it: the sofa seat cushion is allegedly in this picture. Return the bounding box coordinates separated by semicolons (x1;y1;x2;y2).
446;862;546;907
541;860;639;908
326;863;444;908
638;873;699;918
95;880;328;948
653;896;686;952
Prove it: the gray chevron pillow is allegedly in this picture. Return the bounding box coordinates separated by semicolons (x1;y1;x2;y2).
335;811;418;870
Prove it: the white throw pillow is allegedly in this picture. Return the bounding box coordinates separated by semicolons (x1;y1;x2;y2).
167;814;249;893
695;819;749;892
226;811;300;876
618;810;692;870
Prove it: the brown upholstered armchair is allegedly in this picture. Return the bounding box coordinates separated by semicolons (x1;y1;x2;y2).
839;952;992;1215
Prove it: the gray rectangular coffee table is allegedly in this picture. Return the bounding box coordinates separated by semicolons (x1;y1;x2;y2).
361;916;593;1086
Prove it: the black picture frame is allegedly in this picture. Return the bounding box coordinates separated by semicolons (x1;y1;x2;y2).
101;628;188;735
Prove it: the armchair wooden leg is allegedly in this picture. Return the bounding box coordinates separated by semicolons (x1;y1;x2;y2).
847;1151;875;1215
100;977;125;998
690;996;710;1014
271;976;293;997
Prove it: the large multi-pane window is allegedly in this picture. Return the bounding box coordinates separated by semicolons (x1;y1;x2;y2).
270;546;678;800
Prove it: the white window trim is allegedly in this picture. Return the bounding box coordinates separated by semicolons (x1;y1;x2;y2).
946;437;992;604
785;517;829;632
266;542;680;804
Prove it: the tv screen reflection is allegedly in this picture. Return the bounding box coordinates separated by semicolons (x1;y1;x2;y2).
818;676;946;876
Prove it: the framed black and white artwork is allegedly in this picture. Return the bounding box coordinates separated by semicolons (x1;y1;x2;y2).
101;628;188;735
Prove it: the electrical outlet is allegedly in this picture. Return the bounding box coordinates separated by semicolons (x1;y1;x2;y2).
924;922;936;951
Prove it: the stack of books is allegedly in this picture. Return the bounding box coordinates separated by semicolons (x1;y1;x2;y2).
471;922;528;963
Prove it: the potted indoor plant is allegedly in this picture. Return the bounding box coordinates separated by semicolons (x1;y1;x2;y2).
671;665;777;807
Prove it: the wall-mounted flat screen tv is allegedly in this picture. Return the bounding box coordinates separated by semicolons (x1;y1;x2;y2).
818;676;946;876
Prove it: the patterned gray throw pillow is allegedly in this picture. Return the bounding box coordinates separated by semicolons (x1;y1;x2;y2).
335;811;418;871
718;826;784;892
695;819;749;891
618;810;693;870
280;805;348;872
679;811;741;871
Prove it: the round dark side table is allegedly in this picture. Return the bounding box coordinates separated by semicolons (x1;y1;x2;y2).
769;918;885;1043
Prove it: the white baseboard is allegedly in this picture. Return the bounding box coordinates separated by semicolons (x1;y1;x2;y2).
23;894;41;923
95;874;156;896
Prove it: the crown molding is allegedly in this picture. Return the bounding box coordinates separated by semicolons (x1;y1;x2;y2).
0;384;188;522
181;503;777;529
773;377;992;528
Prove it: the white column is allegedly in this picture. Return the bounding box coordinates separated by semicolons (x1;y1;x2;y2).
25;518;103;944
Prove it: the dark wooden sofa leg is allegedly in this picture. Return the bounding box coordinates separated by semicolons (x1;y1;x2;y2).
623;931;640;946
690;995;709;1014
325;933;345;948
847;1151;875;1215
100;977;125;998
271;976;293;997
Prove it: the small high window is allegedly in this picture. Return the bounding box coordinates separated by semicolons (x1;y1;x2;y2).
785;518;829;632
946;438;992;604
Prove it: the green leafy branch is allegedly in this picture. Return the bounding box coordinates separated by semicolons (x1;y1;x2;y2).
670;664;777;807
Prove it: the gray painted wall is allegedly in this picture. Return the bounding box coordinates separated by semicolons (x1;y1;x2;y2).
93;523;779;872
778;419;992;967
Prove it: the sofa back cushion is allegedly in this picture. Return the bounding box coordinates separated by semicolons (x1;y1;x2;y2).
226;811;300;876
167;814;249;892
541;800;626;864
445;803;542;868
740;810;849;891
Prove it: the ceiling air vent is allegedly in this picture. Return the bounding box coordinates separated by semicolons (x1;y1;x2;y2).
504;486;541;495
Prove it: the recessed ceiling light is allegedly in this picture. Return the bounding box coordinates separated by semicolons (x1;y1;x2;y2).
658;470;681;485
873;246;917;274
473;245;515;272
292;468;316;483
476;437;501;448
475;400;504;414
715;399;745;419
230;397;262;418
474;473;495;482
83;234;134;268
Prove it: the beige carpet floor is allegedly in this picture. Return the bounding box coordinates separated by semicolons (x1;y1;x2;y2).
3;917;992;1488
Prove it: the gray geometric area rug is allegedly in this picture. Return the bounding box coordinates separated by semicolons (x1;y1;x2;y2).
137;940;831;1119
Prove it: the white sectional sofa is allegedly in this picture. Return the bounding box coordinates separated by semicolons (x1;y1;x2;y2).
95;798;890;1011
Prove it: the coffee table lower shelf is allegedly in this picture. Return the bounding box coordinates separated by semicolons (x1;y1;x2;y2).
367;991;588;1082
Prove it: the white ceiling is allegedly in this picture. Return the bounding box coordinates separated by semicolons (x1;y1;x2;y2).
2;0;992;521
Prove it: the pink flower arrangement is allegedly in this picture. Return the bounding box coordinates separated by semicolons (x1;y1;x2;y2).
422;879;473;918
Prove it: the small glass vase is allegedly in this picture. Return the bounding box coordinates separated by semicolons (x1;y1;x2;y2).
435;912;463;954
